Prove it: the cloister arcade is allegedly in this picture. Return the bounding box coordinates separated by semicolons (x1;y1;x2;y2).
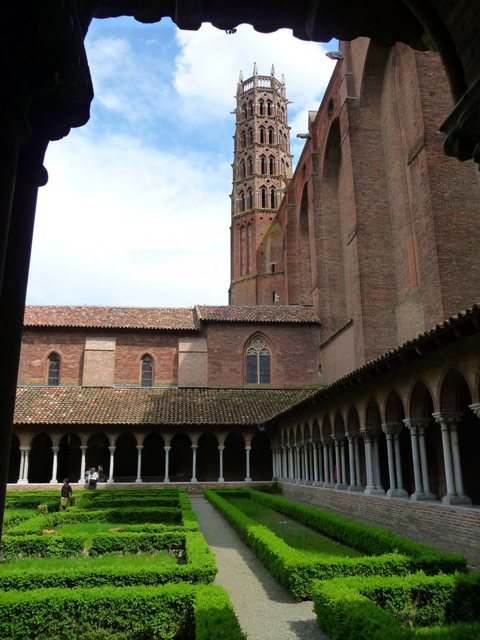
272;363;480;506
8;428;273;486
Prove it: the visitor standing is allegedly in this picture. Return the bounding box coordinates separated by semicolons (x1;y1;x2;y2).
87;467;99;490
60;478;72;510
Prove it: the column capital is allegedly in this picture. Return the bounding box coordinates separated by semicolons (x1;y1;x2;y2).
108;446;116;453
469;402;480;419
136;445;144;451
245;445;251;451
381;423;402;438
19;446;31;452
164;446;171;452
345;431;359;442
80;445;88;452
403;418;431;435
321;436;332;445
359;428;381;442
332;433;345;443
218;445;225;452
51;446;60;454
191;444;198;450
432;411;463;430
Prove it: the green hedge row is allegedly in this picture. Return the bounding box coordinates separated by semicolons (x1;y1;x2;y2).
0;532;216;591
247;490;466;574
90;531;184;555
2;511;38;531
205;490;465;600
0;584;245;639
0;534;86;561
312;573;480;640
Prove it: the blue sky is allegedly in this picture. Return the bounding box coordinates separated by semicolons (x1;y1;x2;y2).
26;17;336;308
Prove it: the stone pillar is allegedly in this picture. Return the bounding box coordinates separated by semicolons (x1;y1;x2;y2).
322;439;330;484
107;446;116;484
372;436;384;493
191;445;198;482
328;441;335;486
135;445;143;483
245;445;252;482
271;448;277;480
282;447;288;478
382;424;408;498
164;446;171;483
312;441;319;484
360;429;384;495
317;440;324;484
303;442;309;483
17;447;30;485
49;446;60;484
288;446;294;480
333;435;347;489
79;445;87;483
354;436;362;487
433;412;471;505
218;445;225;483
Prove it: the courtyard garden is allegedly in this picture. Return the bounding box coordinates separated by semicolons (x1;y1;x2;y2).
206;488;480;638
0;488;245;639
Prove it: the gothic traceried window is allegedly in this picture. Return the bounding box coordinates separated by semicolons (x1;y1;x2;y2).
261;188;267;208
270;188;275;208
269;156;274;174
268;128;274;144
246;337;271;384
48;353;60;386
141;355;153;387
260;127;266;143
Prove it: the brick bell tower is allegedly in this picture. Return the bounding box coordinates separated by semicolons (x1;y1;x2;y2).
229;64;292;306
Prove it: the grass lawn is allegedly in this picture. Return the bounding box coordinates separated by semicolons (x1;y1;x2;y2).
228;498;364;560
0;551;178;572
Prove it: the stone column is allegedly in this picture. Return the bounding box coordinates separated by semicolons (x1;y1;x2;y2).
381;424;406;497
354;436;362;487
191;445;198;482
79;445;87;483
303;442;310;483
333;435;347;489
346;433;358;491
49;446;60;484
164;446;171;483
282;447;288;478
317;441;324;484
135;445;143;483
17;447;30;485
360;429;384;495
288;446;294;480
433;412;471;505
372;436;384;493
312;441;319;484
322;439;330;484
218;445;225;483
245;445;252;482
271;448;277;480
328;441;335;486
340;438;347;485
107;446;116;484
403;419;436;501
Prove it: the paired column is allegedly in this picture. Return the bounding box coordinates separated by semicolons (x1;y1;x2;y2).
218;445;225;483
107;446;116;483
49;446;60;484
135;445;143;483
303;441;310;483
332;435;348;489
432;412;471;505
17;446;30;485
322;438;331;485
346;432;362;491
360;429;384;495
295;445;301;482
382;424;408;497
312;441;319;484
245;445;252;482
403;419;435;501
79;445;87;483
288;445;294;481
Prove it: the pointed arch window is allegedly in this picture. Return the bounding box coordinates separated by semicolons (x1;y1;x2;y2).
240;161;246;179
246;337;271;384
261;188;267;208
270;188;276;208
267;100;272;115
269;156;275;174
241;104;247;120
240;191;246;212
247;128;253;145
246;189;253;210
259;127;266;144
48;353;60;386
241;132;246;148
260;155;267;174
259;99;264;115
141;355;153;387
268;128;274;144
247;158;253;176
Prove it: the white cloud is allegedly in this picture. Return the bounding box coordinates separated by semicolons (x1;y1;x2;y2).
174;24;335;127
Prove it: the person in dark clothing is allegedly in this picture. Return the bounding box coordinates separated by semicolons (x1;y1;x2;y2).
87;467;98;490
60;478;73;510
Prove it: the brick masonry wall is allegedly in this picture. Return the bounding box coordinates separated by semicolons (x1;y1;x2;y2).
280;482;480;564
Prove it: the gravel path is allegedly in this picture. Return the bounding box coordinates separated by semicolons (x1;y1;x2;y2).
190;496;328;640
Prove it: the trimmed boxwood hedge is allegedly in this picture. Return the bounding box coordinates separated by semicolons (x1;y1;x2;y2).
312;573;480;640
0;532;216;591
205;489;466;600
0;584;245;639
0;534;86;561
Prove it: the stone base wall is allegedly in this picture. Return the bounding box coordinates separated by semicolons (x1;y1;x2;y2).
280;482;480;565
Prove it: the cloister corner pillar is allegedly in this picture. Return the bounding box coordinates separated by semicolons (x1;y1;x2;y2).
433;412;471;505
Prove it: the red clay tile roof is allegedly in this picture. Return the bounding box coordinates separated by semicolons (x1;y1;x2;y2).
196;305;320;323
14;387;314;426
23;306;197;331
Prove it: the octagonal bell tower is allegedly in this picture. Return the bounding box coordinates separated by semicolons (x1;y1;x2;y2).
229;63;292;305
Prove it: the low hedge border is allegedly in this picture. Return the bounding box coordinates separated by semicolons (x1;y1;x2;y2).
205;490;465;600
0;584;245;639
0;532;216;590
0;534;86;561
312;573;480;640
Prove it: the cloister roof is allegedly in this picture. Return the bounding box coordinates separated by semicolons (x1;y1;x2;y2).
14;387;313;426
196;305;320;324
23;306;198;331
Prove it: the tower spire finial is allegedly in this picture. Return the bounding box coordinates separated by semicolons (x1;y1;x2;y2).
281;73;285;85
253;62;258;76
271;64;275;77
238;70;244;83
